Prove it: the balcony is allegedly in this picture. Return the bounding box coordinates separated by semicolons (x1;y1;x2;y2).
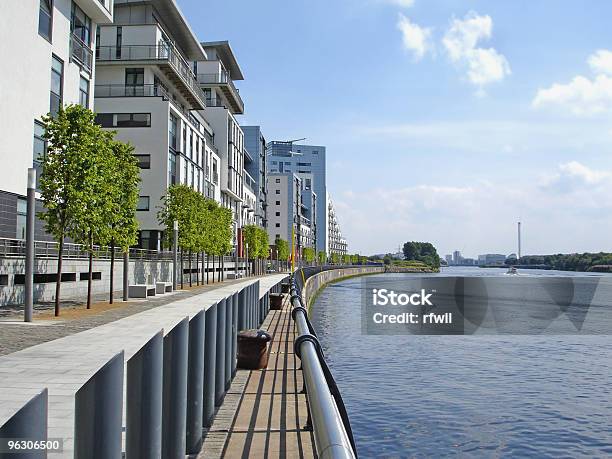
197;70;244;114
97;44;207;110
94;84;170;98
70;34;93;74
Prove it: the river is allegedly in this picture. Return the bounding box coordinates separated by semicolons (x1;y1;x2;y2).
310;267;612;457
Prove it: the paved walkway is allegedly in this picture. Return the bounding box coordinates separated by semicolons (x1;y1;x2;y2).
0;275;284;356
197;292;316;458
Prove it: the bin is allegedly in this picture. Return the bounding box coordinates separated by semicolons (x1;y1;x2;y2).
269;293;285;310
237;329;272;369
281;282;290;293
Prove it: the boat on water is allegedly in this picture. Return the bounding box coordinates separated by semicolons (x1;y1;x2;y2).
506;266;518;275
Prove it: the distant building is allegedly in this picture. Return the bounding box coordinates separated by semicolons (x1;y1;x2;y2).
478;254;507;266
453;251;462;265
445;254;453;265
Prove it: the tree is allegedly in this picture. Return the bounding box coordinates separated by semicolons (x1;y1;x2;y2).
317;251;326;265
402;241;441;269
303;247;315;264
275;237;289;261
331;252;340;264
107;140;140;303
38;105;108;316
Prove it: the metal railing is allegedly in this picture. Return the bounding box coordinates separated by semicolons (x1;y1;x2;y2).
0;237;173;261
197;71;244;111
290;272;358;459
70;34;93;74
97;44;208;108
94;83;171;98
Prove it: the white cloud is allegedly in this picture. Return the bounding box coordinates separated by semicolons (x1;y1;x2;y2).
588;50;612;75
533;51;612;116
390;0;414;7
541;161;610;192
442;11;511;86
397;13;432;60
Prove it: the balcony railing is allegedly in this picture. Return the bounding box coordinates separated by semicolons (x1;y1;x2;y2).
70;34;93;74
198;70;244;113
95;83;170;98
97;44;208;109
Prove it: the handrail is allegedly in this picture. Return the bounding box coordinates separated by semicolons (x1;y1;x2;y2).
289;273;358;459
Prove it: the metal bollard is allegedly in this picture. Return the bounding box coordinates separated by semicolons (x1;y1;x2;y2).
231;291;239;377
203;304;217;427
0;389;47;459
186;310;205;454
224;296;233;390
162;318;188;459
215;298;226;406
75;352;124;459
126;332;163;459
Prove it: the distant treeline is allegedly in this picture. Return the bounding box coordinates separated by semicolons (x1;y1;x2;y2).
402;241;441;269
517;253;612;272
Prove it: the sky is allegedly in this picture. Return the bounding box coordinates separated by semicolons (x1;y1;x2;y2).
180;0;612;258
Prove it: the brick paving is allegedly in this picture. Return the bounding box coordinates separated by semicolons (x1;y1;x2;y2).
0;275;281;356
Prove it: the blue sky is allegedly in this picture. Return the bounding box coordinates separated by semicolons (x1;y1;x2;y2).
181;0;612;257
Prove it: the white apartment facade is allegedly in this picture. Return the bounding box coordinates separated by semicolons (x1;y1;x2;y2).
327;197;348;256
94;0;222;250
0;0;114;239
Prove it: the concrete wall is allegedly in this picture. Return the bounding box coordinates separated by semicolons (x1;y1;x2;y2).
301;266;384;309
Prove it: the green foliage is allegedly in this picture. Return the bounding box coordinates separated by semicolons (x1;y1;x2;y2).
331;252;340;264
275;237;289;260
109;140;140;251
402;241;440;269
519;252;612;272
242;225;270;259
317;251;327;264
303;247;315;263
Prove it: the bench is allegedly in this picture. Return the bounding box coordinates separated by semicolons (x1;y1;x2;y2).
156;281;172;294
128;284;156;298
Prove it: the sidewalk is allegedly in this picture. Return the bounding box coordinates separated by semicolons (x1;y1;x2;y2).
0;274;285;356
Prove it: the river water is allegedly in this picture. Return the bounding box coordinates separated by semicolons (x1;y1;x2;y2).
310;267;612;458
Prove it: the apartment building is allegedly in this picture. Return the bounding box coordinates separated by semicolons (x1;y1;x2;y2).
94;0;222;250
266;173;316;259
267;142;328;253
327;197;348;256
242;126;268;228
0;0;114;239
197;41;250;246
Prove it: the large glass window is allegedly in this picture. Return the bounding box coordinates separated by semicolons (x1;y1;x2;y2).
71;2;91;45
168;151;176;185
17;198;27;240
79;76;89;108
134;154;151;169
136;196;150;211
125;68;144;96
38;0;52;41
169;114;177;149
95;113;151;128
116;26;122;59
50;55;63;116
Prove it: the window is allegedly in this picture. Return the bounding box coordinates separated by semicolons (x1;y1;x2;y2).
275;223;280;228
276;201;280;205
169;113;177;149
79;76;89;107
136;196;150;211
95;25;100;58
275;178;281;183
33;121;47;187
275;234;280;240
116;26;122;59
125;68;144;96
134;154;151;169
275;212;281;217
297;162;312;166
50;55;63;116
275;190;280;195
16;198;27;240
272;161;277;165
38;0;52;41
191;164;195;188
313;150;319;154
168;151;176;185
95;113;151;128
305;178;311;189
71;2;91;45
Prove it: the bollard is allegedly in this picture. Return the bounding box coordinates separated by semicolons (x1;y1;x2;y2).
0;389;47;459
162;318;188;459
186;310;205;454
215;298;226;406
126;332;163;459
231;291;239;377
224;296;233;390
237;288;246;331
203;304;217;427
74;352;124;459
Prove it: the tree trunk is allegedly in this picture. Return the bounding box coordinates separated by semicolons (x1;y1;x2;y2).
109;238;115;304
55;237;64;317
87;236;93;309
196;252;200;286
181;250;184;289
206;253;209;284
189;250;193;287
219;255;222;282
211;255;214;284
